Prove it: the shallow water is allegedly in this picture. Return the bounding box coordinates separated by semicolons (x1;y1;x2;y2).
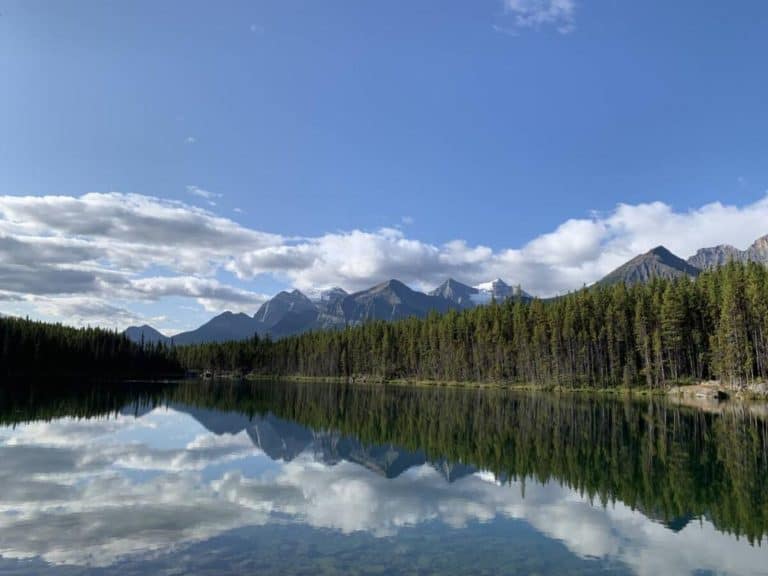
0;380;766;575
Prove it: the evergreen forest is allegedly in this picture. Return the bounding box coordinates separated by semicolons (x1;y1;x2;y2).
0;316;181;380
176;262;768;388
4;262;768;388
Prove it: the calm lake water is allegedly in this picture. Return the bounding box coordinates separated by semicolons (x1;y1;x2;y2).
0;380;766;575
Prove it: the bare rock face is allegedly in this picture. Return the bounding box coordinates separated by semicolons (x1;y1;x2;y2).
688;244;744;269
687;234;768;269
337;279;454;323
254;290;317;328
600;246;700;286
747;235;768;264
429;278;479;309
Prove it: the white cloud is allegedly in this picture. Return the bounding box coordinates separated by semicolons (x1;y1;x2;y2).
186;185;222;201
129;276;269;313
31;297;145;328
229;194;768;295
0;192;280;326
503;0;576;34
184;136;197;144
1;191;768;327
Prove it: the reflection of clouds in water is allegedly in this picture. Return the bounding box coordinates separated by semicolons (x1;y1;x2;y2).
0;473;256;566
226;462;767;576
0;410;765;574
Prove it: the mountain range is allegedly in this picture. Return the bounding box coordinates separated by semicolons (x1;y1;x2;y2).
126;234;768;345
688;235;768;269
599;234;768;287
126;277;530;345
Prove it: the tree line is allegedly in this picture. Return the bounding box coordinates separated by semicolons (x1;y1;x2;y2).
0;316;181;380
177;262;768;388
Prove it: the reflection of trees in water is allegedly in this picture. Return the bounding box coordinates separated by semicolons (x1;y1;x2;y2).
2;379;767;543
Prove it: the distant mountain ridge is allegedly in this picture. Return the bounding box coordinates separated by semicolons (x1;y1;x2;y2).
430;278;479;309
253;290;316;328
123;325;169;345
171;312;262;346
688;234;768;269
598;234;768;288
599;246;701;286
125;233;768;345
125;276;532;345
336;279;453;323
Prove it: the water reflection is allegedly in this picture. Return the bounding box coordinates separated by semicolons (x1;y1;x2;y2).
0;380;765;575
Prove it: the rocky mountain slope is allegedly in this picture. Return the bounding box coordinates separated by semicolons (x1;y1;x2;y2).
599;246;701;286
334;279;453;323
429;278;479;309
125;277;532;345
689;234;768;269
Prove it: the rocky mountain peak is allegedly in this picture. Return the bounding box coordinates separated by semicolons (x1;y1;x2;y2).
600;245;700;286
430;279;479;309
748;235;768;261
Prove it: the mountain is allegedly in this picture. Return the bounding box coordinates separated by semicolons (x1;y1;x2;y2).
600;246;701;286
124;279;531;345
124;234;768;345
269;308;324;339
123;324;169;345
254;290;317;328
335;279;453;323
688;244;744;269
429;278;479;309
687;234;768;269
171;311;262;345
473;278;532;304
747;234;768;263
126;313;261;346
318;287;348;305
314;287;350;331
250;289;324;339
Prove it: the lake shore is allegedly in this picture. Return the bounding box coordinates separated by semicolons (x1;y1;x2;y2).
237;373;768;400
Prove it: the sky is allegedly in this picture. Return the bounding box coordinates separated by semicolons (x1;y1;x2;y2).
1;0;767;333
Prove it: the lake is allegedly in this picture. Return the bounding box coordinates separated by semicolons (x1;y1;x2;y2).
0;380;766;575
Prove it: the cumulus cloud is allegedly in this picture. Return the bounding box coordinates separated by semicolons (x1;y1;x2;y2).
31;297;145;327
129;277;270;313
0;193;279;325
229;195;768;296
502;0;576;34
1;191;768;327
0;193;276;258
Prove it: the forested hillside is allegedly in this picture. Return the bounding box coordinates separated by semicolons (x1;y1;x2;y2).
176;262;768;388
0;316;181;380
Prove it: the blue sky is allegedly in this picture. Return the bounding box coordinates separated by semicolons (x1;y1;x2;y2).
1;0;768;332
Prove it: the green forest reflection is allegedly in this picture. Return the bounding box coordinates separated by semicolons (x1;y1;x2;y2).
2;380;766;545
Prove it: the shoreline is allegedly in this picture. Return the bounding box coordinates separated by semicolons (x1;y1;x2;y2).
236;373;768;400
